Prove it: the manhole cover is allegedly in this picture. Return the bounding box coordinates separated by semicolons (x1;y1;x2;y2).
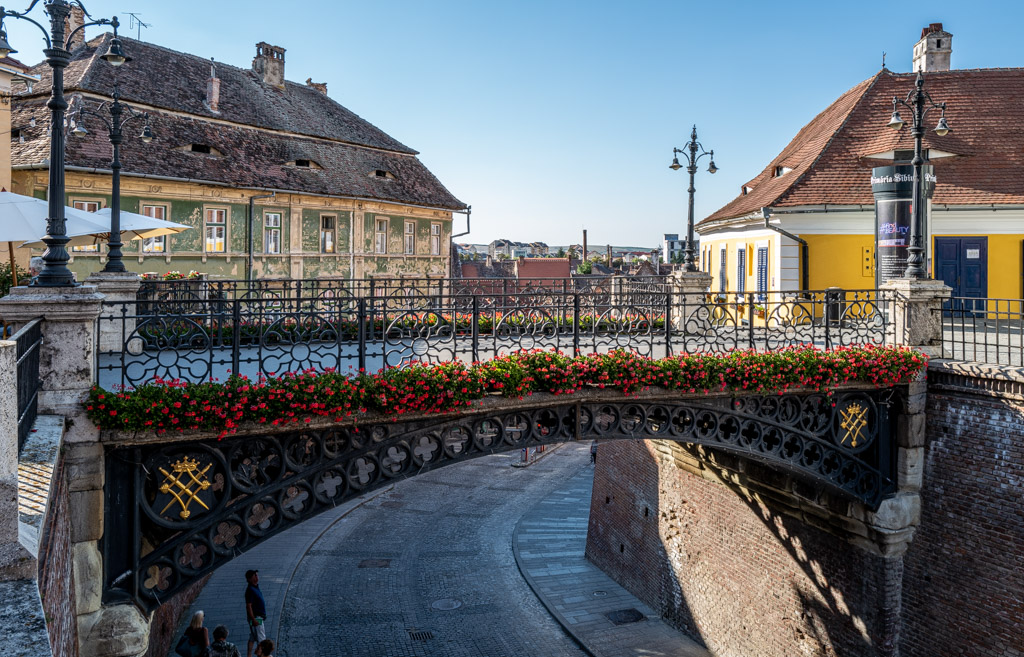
593;590;608;597
407;629;434;641
605;608;646;625
358;559;391;568
431;598;462;610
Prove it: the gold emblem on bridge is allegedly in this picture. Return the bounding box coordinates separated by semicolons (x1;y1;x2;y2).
158;457;213;520
839;403;868;448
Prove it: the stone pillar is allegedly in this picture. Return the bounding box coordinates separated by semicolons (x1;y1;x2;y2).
668;270;712;330
879;278;950;357
0;340;35;581
86;272;142;355
0;286;150;656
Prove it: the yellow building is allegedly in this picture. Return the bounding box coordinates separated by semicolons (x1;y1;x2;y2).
0;55;38;276
698;24;1024;302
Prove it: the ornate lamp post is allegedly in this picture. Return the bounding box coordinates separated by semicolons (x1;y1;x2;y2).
71;79;153;272
0;1;125;286
886;70;951;279
670;125;717;272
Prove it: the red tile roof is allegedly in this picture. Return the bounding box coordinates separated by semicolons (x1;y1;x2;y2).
701;68;1024;227
515;258;570;279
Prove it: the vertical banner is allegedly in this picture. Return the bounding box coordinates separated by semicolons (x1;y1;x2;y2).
871;165;936;286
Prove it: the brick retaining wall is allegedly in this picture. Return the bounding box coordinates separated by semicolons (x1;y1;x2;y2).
144;575;211;657
900;381;1024;655
38;455;77;657
587;439;897;657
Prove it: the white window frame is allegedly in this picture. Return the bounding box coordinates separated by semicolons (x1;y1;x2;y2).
264;212;282;255
141;204;167;253
375;218;388;254
430;222;442;256
204;207;227;253
320;215;337;254
404;220;416;255
71;200;101;252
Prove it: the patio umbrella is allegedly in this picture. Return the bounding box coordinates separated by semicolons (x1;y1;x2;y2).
23;207;191;248
0;191;115;285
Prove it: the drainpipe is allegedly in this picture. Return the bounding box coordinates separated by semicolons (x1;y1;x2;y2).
761;207;809;291
248;191;276;282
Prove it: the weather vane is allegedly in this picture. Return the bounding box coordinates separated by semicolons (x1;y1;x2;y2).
126;12;151;40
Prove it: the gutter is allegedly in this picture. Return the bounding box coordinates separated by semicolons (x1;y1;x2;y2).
13;163;468;214
761;207;809;291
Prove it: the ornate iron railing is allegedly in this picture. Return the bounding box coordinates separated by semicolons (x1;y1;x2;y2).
12;318;43;452
97;286;894;389
941;297;1024;366
101;386;899;610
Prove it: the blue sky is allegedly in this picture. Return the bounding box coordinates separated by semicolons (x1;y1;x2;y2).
4;1;1022;247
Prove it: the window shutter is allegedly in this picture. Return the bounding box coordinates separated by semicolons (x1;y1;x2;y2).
756;247;769;300
719;247;727;292
736;249;746;293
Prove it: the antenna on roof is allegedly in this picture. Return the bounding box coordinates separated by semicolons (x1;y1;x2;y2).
126;12;151;40
882;51;887;69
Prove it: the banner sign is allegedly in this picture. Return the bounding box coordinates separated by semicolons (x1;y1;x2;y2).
871;165;936;284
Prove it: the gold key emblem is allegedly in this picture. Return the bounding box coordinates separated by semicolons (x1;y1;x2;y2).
839;402;868;448
158;457;213;520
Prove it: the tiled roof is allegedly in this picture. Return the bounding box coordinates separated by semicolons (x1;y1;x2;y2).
515;258;570;279
702;68;1024;227
12;34;465;210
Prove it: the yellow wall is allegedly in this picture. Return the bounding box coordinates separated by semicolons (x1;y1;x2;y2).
700;234;779;294
932;233;1024;299
804;234;875;290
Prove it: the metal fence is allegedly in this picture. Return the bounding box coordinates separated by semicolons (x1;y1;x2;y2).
941;297;1024;367
97;285;894;389
13;318;43;452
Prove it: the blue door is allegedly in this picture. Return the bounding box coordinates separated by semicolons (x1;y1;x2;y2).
934;237;987;313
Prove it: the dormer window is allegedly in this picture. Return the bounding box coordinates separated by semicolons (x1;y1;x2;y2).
372;169;395;180
175;143;223;157
285;159;322;169
774;166;792;177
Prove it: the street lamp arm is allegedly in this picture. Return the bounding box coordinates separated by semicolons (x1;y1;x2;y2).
0;8;53;48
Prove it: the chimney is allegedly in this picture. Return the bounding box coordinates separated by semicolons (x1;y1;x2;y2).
582;229;588;262
252;42;286;88
607;244;612;266
305;78;328;95
64;6;85;51
913;23;952;72
205;60;221;113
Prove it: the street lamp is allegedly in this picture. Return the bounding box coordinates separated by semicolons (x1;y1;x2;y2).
0;2;121;286
670;125;717;272
886;70;952;279
71;77;153;273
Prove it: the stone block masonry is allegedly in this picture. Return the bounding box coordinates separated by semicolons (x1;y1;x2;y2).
587;439;899;657
37;455;78;657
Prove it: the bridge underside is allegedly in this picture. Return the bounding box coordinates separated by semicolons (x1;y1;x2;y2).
102;388;898;610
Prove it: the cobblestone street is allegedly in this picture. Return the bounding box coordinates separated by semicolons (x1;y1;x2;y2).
275;445;592;657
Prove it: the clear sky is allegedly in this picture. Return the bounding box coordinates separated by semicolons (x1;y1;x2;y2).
4;0;1022;247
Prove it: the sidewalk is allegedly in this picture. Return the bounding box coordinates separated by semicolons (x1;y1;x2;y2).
513;465;712;657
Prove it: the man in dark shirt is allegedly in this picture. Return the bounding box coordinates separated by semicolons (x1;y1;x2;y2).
244;569;267;657
208;625;241;657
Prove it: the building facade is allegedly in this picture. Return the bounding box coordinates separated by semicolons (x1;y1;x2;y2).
11;35;465;281
697;24;1024;300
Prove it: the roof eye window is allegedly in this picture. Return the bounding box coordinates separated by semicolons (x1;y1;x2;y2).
176;143;224;157
774;166;792;177
286;159;322;169
191;144;211;154
372;169;395;180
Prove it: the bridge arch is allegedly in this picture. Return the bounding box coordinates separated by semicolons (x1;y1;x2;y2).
102;386;900;611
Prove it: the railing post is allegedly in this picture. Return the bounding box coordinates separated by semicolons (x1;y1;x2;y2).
747;292;755;350
357;298;367;372
573;293;581;357
231;298;241;377
472;295;480;363
664;288;673;356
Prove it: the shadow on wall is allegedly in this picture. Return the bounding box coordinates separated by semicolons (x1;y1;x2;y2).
587;440;896;657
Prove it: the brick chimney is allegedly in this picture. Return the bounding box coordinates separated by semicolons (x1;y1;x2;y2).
305;78;328;95
913;23;952;72
64;6;85;51
205;59;221;113
252;42;286;88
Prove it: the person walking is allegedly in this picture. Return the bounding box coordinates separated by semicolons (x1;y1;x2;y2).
208;625;241;657
244;570;267;657
590;440;598;464
181;611;210;657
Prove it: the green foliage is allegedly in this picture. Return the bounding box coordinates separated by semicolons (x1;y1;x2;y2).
0;262;30;298
555;247;566;258
576;260;593;274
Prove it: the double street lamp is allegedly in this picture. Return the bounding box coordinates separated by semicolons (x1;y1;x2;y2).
670;125;717;272
70;81;154;273
886;70;952;280
0;1;127;286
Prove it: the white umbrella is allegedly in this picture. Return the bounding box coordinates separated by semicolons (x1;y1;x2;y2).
27;208;192;248
0;191;116;285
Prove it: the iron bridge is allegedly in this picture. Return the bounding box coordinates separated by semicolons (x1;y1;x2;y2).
102;387;898;610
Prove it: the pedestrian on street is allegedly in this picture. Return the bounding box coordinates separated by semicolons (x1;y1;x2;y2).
244;569;267;657
182;611;210;657
208;625;241;657
590;440;598;464
255;639;275;657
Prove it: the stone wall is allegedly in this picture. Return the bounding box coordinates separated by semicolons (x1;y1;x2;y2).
587;440;901;657
900;363;1024;656
38;455;78;657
